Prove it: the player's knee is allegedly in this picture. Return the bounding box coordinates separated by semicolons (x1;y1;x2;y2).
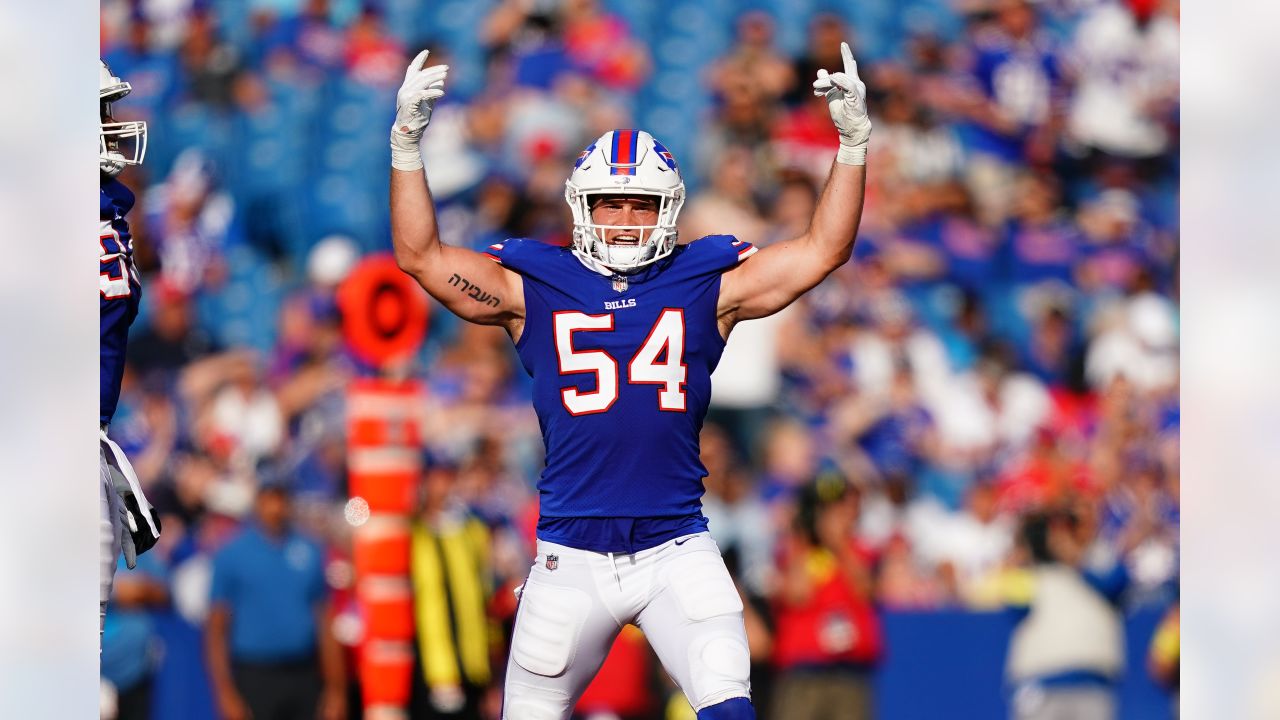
503;682;572;720
695;696;755;720
687;635;752;710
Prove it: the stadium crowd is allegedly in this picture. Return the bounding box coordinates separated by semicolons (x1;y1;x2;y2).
99;0;1179;717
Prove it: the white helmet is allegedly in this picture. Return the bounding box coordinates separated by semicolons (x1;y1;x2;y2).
565;129;685;272
100;60;147;176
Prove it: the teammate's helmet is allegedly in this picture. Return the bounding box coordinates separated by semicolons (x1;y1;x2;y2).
100;60;147;176
565;129;685;272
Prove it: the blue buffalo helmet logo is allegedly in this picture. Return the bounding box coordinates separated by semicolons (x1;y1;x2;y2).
574;144;596;170
651;139;678;171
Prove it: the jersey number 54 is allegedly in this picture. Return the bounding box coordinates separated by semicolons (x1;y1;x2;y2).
554;309;687;415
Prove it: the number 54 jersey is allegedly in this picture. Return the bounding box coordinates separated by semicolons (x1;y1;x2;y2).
489;235;757;519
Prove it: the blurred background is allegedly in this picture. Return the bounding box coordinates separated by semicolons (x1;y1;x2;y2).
98;0;1179;717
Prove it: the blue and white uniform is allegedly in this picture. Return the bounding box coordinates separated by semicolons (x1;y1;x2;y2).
494;234;756;551
492;233;759;718
100;178;142;426
100;59;160;648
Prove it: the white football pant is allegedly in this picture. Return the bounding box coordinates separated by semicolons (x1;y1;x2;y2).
99;442;123;643
503;532;751;719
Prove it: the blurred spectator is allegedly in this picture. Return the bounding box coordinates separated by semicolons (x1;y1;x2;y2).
483;0;572;91
832;358;938;483
699;424;775;599
103;10;179;122
1097;458;1178;605
957;0;1066;223
1073;188;1155;297
408;455;495;719
142;148;242;295
771;474;881;720
877;90;966;187
1020;300;1085;390
126;281;222;377
203;353;286;467
757;418;820;506
206;481;345;720
178;3;245;108
421;93;509;202
934;481;1016;608
709;11;794;104
102;554;170;720
1066;0;1179;159
256;0;345;73
847;292;952;408
342;3;404;86
560;0;649;91
1083;290;1178;393
680;145;770;247
698;12;791;178
787;13;850;107
1004;172;1077;294
994;424;1091;515
1004;505;1128;720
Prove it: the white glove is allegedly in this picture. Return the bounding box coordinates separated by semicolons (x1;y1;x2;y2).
391;49;449;172
812;41;872;166
115;489;139;569
102;431;161;569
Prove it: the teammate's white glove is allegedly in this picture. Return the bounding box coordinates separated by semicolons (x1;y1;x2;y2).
391;49;449;172
812;41;872;166
112;476;160;569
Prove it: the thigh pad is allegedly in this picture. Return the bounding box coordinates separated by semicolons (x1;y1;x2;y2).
510;582;593;677
666;551;744;623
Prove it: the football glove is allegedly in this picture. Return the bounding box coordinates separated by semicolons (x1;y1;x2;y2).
391;49;449;172
812;41;872;166
101;432;161;569
113;480;161;569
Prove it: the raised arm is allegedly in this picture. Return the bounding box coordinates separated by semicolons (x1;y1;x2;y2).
389;50;524;336
718;42;871;334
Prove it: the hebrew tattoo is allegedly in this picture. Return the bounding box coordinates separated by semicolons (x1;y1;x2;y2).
448;273;501;307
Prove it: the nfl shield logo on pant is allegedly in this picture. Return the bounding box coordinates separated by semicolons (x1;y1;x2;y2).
545;554;559;571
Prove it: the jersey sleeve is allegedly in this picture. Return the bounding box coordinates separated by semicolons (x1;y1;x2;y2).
686;234;757;274
483;238;563;279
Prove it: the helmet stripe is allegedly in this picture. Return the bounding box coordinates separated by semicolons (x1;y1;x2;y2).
610;129;637;176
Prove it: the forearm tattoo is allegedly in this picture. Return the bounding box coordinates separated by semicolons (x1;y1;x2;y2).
448;273;501;307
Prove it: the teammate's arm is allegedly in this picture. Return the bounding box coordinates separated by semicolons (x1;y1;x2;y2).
389;50;525;336
718;42;870;333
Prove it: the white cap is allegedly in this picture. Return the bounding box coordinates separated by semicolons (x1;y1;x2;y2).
308;234;359;286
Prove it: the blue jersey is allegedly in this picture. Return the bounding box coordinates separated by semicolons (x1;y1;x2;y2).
101;179;142;426
491;235;756;523
965;30;1062;162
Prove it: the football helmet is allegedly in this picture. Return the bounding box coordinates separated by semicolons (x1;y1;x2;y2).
565;129;685;272
100;60;147;176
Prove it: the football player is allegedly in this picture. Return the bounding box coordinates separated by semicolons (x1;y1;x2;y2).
388;43;871;720
100;59;161;640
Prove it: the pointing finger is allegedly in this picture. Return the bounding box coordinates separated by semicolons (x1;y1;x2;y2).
841;41;854;75
405;49;430;81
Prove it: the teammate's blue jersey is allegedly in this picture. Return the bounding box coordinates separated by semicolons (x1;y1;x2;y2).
101;178;142;426
490;235;756;520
